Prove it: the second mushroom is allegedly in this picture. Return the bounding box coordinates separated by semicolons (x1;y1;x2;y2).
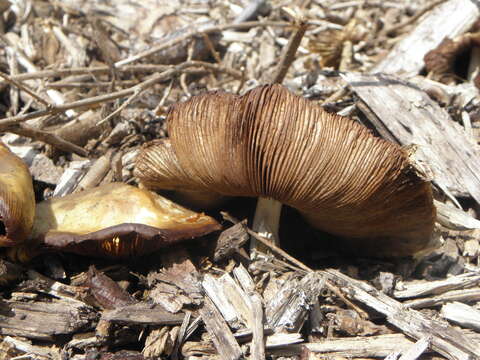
135;84;436;257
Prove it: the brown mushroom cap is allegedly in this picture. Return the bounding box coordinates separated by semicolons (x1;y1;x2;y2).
30;183;220;258
0;142;35;247
135;84;436;257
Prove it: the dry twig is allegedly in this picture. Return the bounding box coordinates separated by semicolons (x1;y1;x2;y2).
0;61;242;128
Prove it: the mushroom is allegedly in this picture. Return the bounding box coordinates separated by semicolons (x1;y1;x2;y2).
135;84;436;257
26;183;220;259
0;142;35;247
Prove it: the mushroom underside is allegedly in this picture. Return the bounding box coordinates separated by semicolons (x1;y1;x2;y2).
135;84;436;257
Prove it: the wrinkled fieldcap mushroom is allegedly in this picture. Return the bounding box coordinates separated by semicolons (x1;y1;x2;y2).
30;183;220;258
135;84;436;257
0;142;35;247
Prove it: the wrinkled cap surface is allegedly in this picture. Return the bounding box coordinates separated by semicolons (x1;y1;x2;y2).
0;142;35;247
135;84;436;257
31;183;221;258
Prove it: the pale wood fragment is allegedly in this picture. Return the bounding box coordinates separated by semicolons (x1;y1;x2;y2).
404;288;480;309
171;311;191;360
2;336;60;359
266;272;325;332
441;302;480;332
199;297;243;360
249;292;266;360
394;272;480;299
74;151;113;192
264;333;303;348
217;272;253;328
397;336;431;360
372;0;480;76
53;159;91;196
233;263;256;293
323;269;480;360
435;200;480;230
148;250;203;310
304;333;480;357
202;274;240;326
344;72;480;203
181;333;302;357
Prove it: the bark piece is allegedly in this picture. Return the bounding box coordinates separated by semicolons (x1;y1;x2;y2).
0;259;23;285
372;0;479;76
331;309;390;336
213;222;249;262
323;269;480;360
441;302;480;331
199;297;243;360
265;272;325;332
22;270;87;303
148;250;203;310
101;303;184;326
142;326;179;358
0;299;96;340
344;72;480;204
85;265;137;309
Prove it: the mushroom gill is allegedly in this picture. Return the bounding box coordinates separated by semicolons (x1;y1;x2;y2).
0;142;35;247
30;183;221;258
135;84;436;257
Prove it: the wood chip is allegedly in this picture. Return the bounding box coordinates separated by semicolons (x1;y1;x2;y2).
404;287;480;309
344;72;480;203
266;272;325;332
372;0;480;76
394;272;480;299
441;302;480;332
101;303;185;326
323;269;480;360
0;299;96;340
199;297;243;360
304;334;462;358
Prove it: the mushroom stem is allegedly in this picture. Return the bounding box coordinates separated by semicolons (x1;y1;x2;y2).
251;197;282;250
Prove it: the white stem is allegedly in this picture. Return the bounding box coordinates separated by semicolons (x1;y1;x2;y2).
251;197;283;250
468;46;480;83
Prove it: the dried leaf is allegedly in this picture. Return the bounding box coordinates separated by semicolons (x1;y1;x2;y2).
85;266;137;309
